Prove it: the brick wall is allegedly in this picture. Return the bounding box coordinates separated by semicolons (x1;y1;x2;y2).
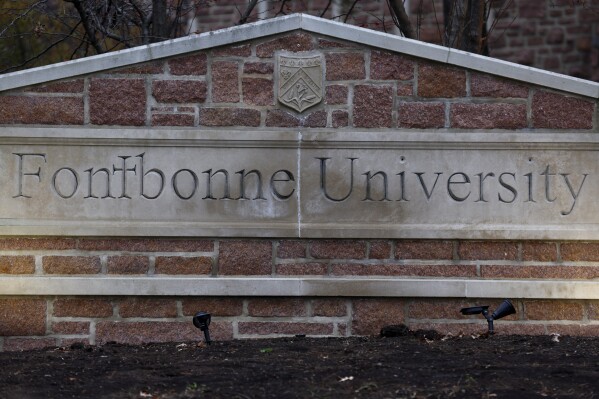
2;238;599;351
408;0;599;82
0;30;598;351
192;0;599;82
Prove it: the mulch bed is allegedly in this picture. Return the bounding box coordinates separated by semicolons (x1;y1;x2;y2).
0;328;597;398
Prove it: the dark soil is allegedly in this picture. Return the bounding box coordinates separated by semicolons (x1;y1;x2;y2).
1;330;598;398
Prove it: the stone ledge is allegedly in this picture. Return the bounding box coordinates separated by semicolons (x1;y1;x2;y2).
1;276;598;299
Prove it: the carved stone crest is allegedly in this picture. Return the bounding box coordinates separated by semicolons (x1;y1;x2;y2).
278;54;323;113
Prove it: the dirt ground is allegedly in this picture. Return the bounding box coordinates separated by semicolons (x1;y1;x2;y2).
0;328;598;399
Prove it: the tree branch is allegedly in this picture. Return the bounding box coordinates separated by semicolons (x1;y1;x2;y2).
344;0;360;23
238;0;258;24
65;0;105;53
1;21;81;73
387;0;415;38
0;0;47;38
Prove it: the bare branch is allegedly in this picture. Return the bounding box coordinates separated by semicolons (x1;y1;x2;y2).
238;0;258;24
386;0;415;38
67;0;105;53
1;20;81;73
344;0;360;23
0;0;47;37
320;0;332;18
151;0;167;42
275;0;289;17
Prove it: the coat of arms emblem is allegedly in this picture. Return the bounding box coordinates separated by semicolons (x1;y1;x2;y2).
278;54;323;113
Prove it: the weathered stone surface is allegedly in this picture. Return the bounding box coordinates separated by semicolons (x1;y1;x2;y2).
325;85;348;104
397;84;414;96
181;298;243;316
212;61;240;103
169;53;207;75
451;103;527;129
458;242;518;260
522;242;558;262
113;61;164;75
303;110;327;127
547;27;565;44
312;299;347;317
409;299;472;319
265;110;300;127
325;53;366;81
53;298;113;317
106;255;149;274
95;321;234;345
78;238;213;252
0;299;46;336
52;321;90;335
470;73;529;98
248;298;306;317
90;79;146;125
562;243;599;261
331;110;348;127
532;91;594;129
218;240;272;275
242;78;274;106
119;298;178;318
353;85;393;128
212;44;251;57
199;108;260;126
238;321;334;336
396;240;454;260
481;265;599;279
28;79;84;93
243;62;274;74
256;33;313;58
0;256;35;274
43;256;102;274
277;240;307;258
151;113;195;126
369;241;392;259
352;299;405;335
4;338;56;352
275;263;327;275
317;39;358;49
524;300;584;320
418;63;466;98
399;102;445;128
152;80;207;103
310;240;366;259
0;238;76;250
370;50;414;80
0;96;83;125
154;256;212;274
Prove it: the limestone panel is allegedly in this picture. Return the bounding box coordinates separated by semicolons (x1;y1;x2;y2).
2;128;599;240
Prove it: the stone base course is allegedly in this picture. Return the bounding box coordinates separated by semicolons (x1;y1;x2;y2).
2;293;599;351
0;237;598;350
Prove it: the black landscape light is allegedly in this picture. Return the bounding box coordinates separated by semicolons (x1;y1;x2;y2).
193;311;212;345
460;299;516;334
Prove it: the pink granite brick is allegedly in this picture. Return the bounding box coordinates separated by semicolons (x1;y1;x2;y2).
353;85;393;128
532;91;594;129
451;103;527;129
418;63;466;98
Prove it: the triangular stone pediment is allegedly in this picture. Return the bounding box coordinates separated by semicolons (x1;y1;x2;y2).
0;13;597;99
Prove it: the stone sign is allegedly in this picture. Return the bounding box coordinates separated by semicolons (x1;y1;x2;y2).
1;127;598;239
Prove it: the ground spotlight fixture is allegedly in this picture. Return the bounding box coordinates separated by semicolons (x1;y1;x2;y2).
460;299;516;334
193;311;212;345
